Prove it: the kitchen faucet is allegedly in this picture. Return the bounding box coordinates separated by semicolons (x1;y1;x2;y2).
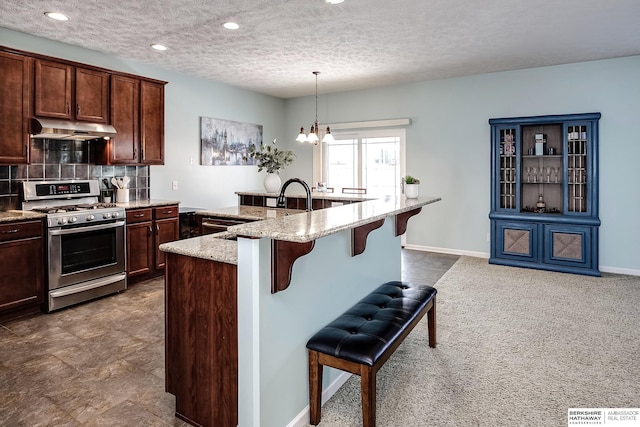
276;178;312;212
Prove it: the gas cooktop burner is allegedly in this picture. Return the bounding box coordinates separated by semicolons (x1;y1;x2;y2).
32;203;118;214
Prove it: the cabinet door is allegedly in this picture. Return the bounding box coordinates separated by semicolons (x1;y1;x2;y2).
140;80;164;164
0;220;44;312
155;217;179;270
126;221;154;276
110;75;140;164
34;59;73;119
491;125;520;212
564;122;596;216
543;224;595;271
0;51;30;164
75;67;109;123
493;220;539;262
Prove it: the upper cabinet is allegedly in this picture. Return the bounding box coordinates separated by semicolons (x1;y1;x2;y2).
105;77;165;165
34;59;109;123
0;51;31;164
140;81;164;164
109;75;139;164
0;46;166;165
489;113;601;276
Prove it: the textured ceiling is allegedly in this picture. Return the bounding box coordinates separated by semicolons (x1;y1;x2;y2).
1;0;640;98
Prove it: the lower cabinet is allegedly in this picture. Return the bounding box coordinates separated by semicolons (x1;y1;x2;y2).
0;219;45;320
165;253;238;427
491;217;599;276
126;205;178;281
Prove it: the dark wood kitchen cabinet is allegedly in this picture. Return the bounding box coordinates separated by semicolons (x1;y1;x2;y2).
0;219;45;321
126;208;154;277
140;80;165;164
100;77;165;165
126;205;178;282
154;205;179;270
165;253;238;427
109;75;140;164
0;51;31;164
34;59;109;123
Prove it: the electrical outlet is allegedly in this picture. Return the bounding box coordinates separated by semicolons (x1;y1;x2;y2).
190;157;194;165
487;231;491;242
172;181;178;190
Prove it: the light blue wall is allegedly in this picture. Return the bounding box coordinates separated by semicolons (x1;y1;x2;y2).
237;219;402;426
283;56;640;272
3;27;638;271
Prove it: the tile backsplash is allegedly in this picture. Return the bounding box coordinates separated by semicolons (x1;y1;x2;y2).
0;139;150;211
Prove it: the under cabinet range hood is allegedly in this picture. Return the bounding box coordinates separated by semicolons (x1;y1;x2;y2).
30;118;117;140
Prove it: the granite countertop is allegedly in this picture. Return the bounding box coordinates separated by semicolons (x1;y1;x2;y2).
236;190;371;202
117;199;181;209
196;205;304;220
229;196;441;243
0;210;47;223
159;233;238;264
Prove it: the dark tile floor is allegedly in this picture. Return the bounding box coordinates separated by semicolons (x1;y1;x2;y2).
0;250;459;426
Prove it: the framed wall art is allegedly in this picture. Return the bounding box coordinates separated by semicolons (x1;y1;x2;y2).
200;117;263;166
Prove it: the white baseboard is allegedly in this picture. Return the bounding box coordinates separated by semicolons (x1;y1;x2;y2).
402;244;489;259
286;372;352;427
600;265;640;276
403;244;640;277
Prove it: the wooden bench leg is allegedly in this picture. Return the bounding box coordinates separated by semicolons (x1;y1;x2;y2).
360;365;376;427
428;296;437;348
308;350;323;425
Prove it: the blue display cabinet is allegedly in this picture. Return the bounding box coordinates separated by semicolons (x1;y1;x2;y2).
489;113;601;276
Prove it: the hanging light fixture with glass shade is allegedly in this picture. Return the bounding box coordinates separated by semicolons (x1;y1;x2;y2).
296;71;335;145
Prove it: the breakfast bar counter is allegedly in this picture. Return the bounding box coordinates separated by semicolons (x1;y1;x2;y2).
160;195;441;427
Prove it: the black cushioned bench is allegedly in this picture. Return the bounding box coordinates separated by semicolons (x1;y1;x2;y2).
306;280;437;427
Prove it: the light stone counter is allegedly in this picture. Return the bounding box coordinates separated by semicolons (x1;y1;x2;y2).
159;233;238;264
229;195;441;243
236;190;371;202
196;205;303;220
0;210;46;223
116;199;180;209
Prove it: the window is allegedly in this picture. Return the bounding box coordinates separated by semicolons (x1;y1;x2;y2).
316;128;405;198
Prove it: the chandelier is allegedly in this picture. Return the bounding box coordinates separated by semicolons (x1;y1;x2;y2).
296;71;335;145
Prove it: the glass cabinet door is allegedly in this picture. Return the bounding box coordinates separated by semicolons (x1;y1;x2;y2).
496;126;518;210
566;123;589;213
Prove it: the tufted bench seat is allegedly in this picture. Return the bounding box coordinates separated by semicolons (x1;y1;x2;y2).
306;280;437;427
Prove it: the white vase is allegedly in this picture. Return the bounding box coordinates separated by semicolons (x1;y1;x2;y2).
264;173;281;193
404;183;419;199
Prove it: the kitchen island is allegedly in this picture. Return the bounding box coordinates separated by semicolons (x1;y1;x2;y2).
160;195;441;427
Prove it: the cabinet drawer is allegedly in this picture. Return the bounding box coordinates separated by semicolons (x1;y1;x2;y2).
126;208;152;223
0;220;43;242
154;205;178;219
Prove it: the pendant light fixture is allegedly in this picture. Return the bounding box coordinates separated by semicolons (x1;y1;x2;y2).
296;71;335;145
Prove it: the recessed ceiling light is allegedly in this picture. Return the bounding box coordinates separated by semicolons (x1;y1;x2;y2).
325;0;345;4
151;44;168;51
44;12;69;21
222;22;240;30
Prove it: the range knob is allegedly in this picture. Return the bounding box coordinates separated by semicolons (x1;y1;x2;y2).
112;211;120;218
57;217;68;225
86;214;95;221
103;212;112;219
69;216;78;223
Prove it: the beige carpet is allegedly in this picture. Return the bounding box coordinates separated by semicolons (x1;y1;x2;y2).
312;256;640;426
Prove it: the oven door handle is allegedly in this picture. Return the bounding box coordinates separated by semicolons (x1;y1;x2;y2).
49;220;126;236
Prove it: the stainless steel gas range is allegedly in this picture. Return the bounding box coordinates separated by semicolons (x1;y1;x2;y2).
22;180;127;312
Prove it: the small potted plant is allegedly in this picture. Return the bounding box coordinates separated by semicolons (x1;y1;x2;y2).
245;139;295;192
403;175;420;198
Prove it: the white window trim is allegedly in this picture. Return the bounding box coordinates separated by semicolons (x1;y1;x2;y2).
313;127;407;192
